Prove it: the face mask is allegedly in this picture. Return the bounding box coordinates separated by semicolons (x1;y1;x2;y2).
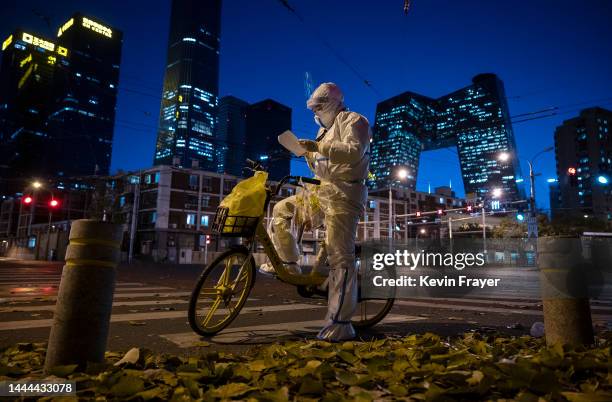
318;111;336;129
314;115;324;128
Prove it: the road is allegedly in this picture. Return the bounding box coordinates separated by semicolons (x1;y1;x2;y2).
1;258;611;355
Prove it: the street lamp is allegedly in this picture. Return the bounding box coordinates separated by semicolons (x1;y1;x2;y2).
388;167;410;240
481;187;503;258
415;227;427;248
497;146;553;238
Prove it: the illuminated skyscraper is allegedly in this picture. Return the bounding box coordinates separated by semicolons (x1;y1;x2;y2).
50;13;123;177
0;30;68;181
154;0;222;170
370;73;525;201
0;15;122;194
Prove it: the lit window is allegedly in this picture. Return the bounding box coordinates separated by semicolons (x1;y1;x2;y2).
186;214;196;225
201;215;209;227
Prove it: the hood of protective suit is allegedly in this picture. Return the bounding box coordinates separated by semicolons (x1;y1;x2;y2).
307;82;345;129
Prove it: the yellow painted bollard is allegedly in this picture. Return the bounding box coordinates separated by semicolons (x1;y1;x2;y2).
538;236;594;346
44;220;122;372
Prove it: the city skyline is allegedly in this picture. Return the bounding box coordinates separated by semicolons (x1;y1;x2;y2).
1;0;611;211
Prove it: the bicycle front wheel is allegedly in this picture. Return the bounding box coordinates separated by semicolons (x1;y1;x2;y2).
188;247;256;336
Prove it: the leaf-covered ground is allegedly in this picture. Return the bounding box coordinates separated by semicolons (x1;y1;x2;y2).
1;332;611;401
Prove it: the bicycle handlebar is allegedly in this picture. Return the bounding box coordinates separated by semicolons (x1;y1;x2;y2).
274;175;320;196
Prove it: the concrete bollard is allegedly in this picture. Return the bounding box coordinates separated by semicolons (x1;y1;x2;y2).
44;220;122;372
538;236;594;346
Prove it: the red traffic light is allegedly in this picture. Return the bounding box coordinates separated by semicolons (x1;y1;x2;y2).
466;205;473;212
23;196;33;204
49;199;59;208
437;209;444;215
415;211;421;217
568;167;577;175
205;234;211;245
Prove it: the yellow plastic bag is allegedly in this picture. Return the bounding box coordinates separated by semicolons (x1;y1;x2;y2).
220;171;268;232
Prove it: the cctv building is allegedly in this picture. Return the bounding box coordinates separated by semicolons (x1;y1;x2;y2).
154;0;223;171
0;14;122;193
370;73;525;201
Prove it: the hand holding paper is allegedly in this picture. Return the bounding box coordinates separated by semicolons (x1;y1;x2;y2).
298;139;318;152
278;130;306;157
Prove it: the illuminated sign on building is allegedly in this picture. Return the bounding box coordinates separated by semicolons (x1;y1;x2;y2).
57;46;68;56
2;34;12;51
19;54;32;68
22;32;55;52
57;18;74;37
82;17;112;38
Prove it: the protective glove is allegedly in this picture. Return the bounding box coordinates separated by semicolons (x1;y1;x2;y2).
299;139;319;153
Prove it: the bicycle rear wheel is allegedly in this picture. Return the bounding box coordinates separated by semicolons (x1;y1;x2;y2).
188;247;255;336
351;256;395;328
351;297;395;328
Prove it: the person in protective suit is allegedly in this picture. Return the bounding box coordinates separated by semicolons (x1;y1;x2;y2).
262;82;370;341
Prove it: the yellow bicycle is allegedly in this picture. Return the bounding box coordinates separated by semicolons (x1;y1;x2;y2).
188;160;394;336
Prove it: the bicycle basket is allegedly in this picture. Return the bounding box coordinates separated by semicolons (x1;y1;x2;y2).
212;207;260;237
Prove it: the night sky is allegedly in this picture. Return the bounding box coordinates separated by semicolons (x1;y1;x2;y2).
2;0;611;209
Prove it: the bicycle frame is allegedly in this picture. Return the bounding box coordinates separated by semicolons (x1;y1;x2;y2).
254;219;326;286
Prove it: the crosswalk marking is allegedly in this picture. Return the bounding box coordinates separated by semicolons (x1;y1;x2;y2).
0;303;325;331
0;286;175;297
394;300;612;316
161;314;423;346
398;297;612;311
0;299;191;313
1;291;193;302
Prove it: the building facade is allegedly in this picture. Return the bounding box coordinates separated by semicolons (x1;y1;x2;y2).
370;73;525;201
217;96;248;176
0;163;470;262
215;97;292;180
244;99;292;181
554;107;612;220
0;15;122;195
154;0;222;171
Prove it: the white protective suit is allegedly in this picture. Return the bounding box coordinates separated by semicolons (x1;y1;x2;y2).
270;82;371;341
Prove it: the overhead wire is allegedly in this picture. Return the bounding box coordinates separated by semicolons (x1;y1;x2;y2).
275;0;380;96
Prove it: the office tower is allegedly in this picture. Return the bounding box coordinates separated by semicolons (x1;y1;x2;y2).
154;0;222;170
0;15;122;195
217;96;248;176
554;107;612;220
245;99;291;181
370;73;525;201
0;30;68;184
50;14;123;177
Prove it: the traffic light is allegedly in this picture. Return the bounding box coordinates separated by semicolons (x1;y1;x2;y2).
466;205;472;212
49;199;59;208
568;167;577;186
205;234;211;245
415;211;421;217
23;196;33;205
437;209;444;216
516;212;525;222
